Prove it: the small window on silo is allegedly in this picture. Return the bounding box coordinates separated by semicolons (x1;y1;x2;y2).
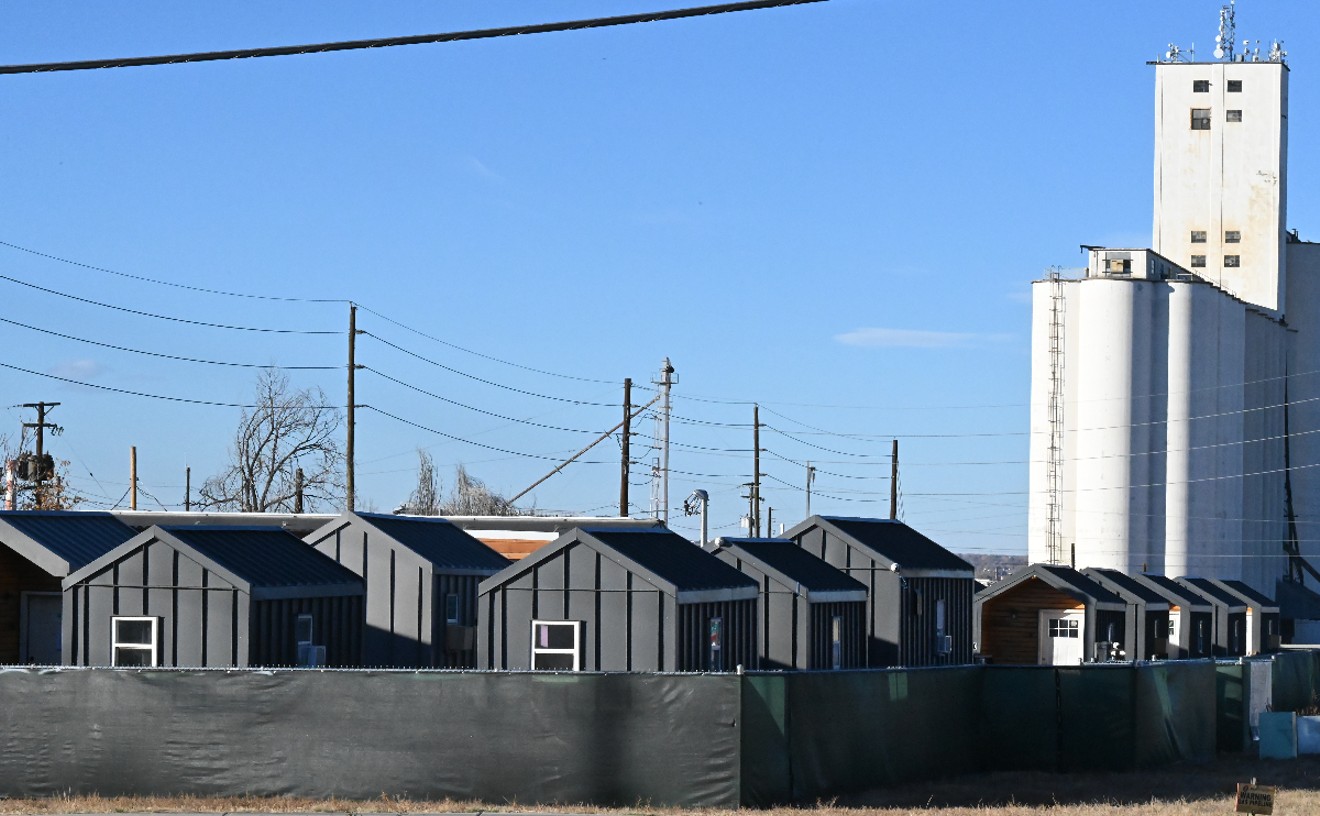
1227;109;1243;122
531;620;582;671
1191;255;1207;268
1191;230;1207;243
1227;79;1243;92
1193;79;1210;92
111;616;160;667
1225;255;1241;267
445;593;461;624
1191;108;1211;130
1225;230;1241;243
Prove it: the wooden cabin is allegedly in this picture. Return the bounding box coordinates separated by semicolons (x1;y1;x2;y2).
974;564;1127;665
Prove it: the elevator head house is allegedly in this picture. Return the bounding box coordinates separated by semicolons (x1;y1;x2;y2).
62;526;364;668
782;515;975;667
710;537;868;670
0;511;137;665
478;527;758;672
974;564;1127;665
305;511;510;668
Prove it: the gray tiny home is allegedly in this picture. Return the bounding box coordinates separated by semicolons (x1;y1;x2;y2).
1082;567;1173;660
0;511;138;664
782;515;975;667
479;527;758;672
710;537;868;670
62;526;364;668
1129;573;1215;659
974;564;1127;665
1176;577;1249;656
305;512;510;668
1207;578;1281;655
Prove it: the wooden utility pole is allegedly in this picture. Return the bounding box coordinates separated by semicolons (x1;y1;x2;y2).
889;438;899;520
752;404;761;537
805;461;815;519
130;446;138;511
347;304;357;512
185;466;191;511
294;467;305;514
619;378;631;516
21;401;59;509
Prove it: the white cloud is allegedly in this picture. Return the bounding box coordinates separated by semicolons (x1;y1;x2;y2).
834;328;1009;349
463;155;503;183
49;359;103;380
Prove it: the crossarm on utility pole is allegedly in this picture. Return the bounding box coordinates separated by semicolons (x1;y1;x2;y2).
510;394;662;505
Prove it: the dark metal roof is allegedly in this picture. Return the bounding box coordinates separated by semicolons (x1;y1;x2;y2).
715;538;866;594
978;563;1126;607
1083;568;1169;605
1212;578;1278;610
165;526;362;589
1134;574;1214;609
812;516;973;573
581;528;757;593
0;510;138;574
354;512;510;572
1178;577;1248;610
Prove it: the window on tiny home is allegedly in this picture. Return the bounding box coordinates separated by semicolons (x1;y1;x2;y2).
531;620;581;671
1191;109;1211;130
1197;620;1208;655
1048;618;1079;638
111;616;160;667
445;593;460;625
831;616;843;669
935;598;949;654
708;617;724;672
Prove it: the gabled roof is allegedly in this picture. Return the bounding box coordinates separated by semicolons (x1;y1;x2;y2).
975;563;1127;611
713;538;868;601
64;526;363;601
1130;574;1214;611
1082;568;1171;609
309;512;509;573
1177;577;1248;611
1208;578;1279;612
0;510;138;576
783;515;973;575
480;527;757;603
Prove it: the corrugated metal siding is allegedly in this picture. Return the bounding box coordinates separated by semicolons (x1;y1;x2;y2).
249;595;362;667
898;577;974;667
807;601;866;669
675;599;757;672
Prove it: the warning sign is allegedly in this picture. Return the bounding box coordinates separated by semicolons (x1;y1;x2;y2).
1236;782;1276;815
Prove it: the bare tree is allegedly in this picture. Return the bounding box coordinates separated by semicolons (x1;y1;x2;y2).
400;449;441;516
199;370;344;512
438;464;521;516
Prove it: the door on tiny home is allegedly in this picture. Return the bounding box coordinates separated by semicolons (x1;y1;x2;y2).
1038;609;1085;665
20;592;61;664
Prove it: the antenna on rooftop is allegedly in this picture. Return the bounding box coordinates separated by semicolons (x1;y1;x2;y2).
1215;1;1236;61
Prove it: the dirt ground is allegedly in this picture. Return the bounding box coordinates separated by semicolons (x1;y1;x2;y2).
2;754;1319;814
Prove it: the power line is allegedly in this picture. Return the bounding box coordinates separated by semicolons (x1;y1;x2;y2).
0;273;340;334
0;0;826;75
362;405;616;465
0;316;338;370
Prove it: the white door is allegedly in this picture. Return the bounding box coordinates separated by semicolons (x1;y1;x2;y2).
20;592;62;665
1039;609;1085;665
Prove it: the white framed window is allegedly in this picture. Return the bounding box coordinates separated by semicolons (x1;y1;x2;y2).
295;613;314;646
531;620;582;671
1048;618;1080;638
111;616;159;667
446;593;461;625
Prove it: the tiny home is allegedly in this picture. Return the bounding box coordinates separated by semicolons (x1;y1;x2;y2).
305;512;510;668
1207;579;1281;655
1082;567;1173;660
0;511;137;664
478;527;758;672
1129;573;1216;659
62;526;364;668
710;537;868;670
974;564;1127;665
782;515;975;667
1176;577;1249;656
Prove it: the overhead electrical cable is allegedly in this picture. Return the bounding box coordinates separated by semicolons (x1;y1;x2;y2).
0;274;340;334
0;316;338;370
363;405;616;465
0;240;347;303
0;0;826;75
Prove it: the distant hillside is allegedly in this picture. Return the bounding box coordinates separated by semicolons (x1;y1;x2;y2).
959;552;1027;582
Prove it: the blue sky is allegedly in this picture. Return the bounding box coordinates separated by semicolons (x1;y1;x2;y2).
2;1;1317;552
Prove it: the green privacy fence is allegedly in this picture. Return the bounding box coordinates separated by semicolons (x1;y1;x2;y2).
0;655;1315;808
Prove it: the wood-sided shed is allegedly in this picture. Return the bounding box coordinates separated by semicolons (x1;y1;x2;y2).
710;537;868;670
1176;577;1249;656
974;564;1127;665
1082;567;1173;660
783;515;975;667
1129;573;1216;658
62;526;364;668
478;527;758;672
305;512;509;668
1207;579;1281;655
0;511;137;664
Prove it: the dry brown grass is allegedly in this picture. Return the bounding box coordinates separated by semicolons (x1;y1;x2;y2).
3;755;1320;814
